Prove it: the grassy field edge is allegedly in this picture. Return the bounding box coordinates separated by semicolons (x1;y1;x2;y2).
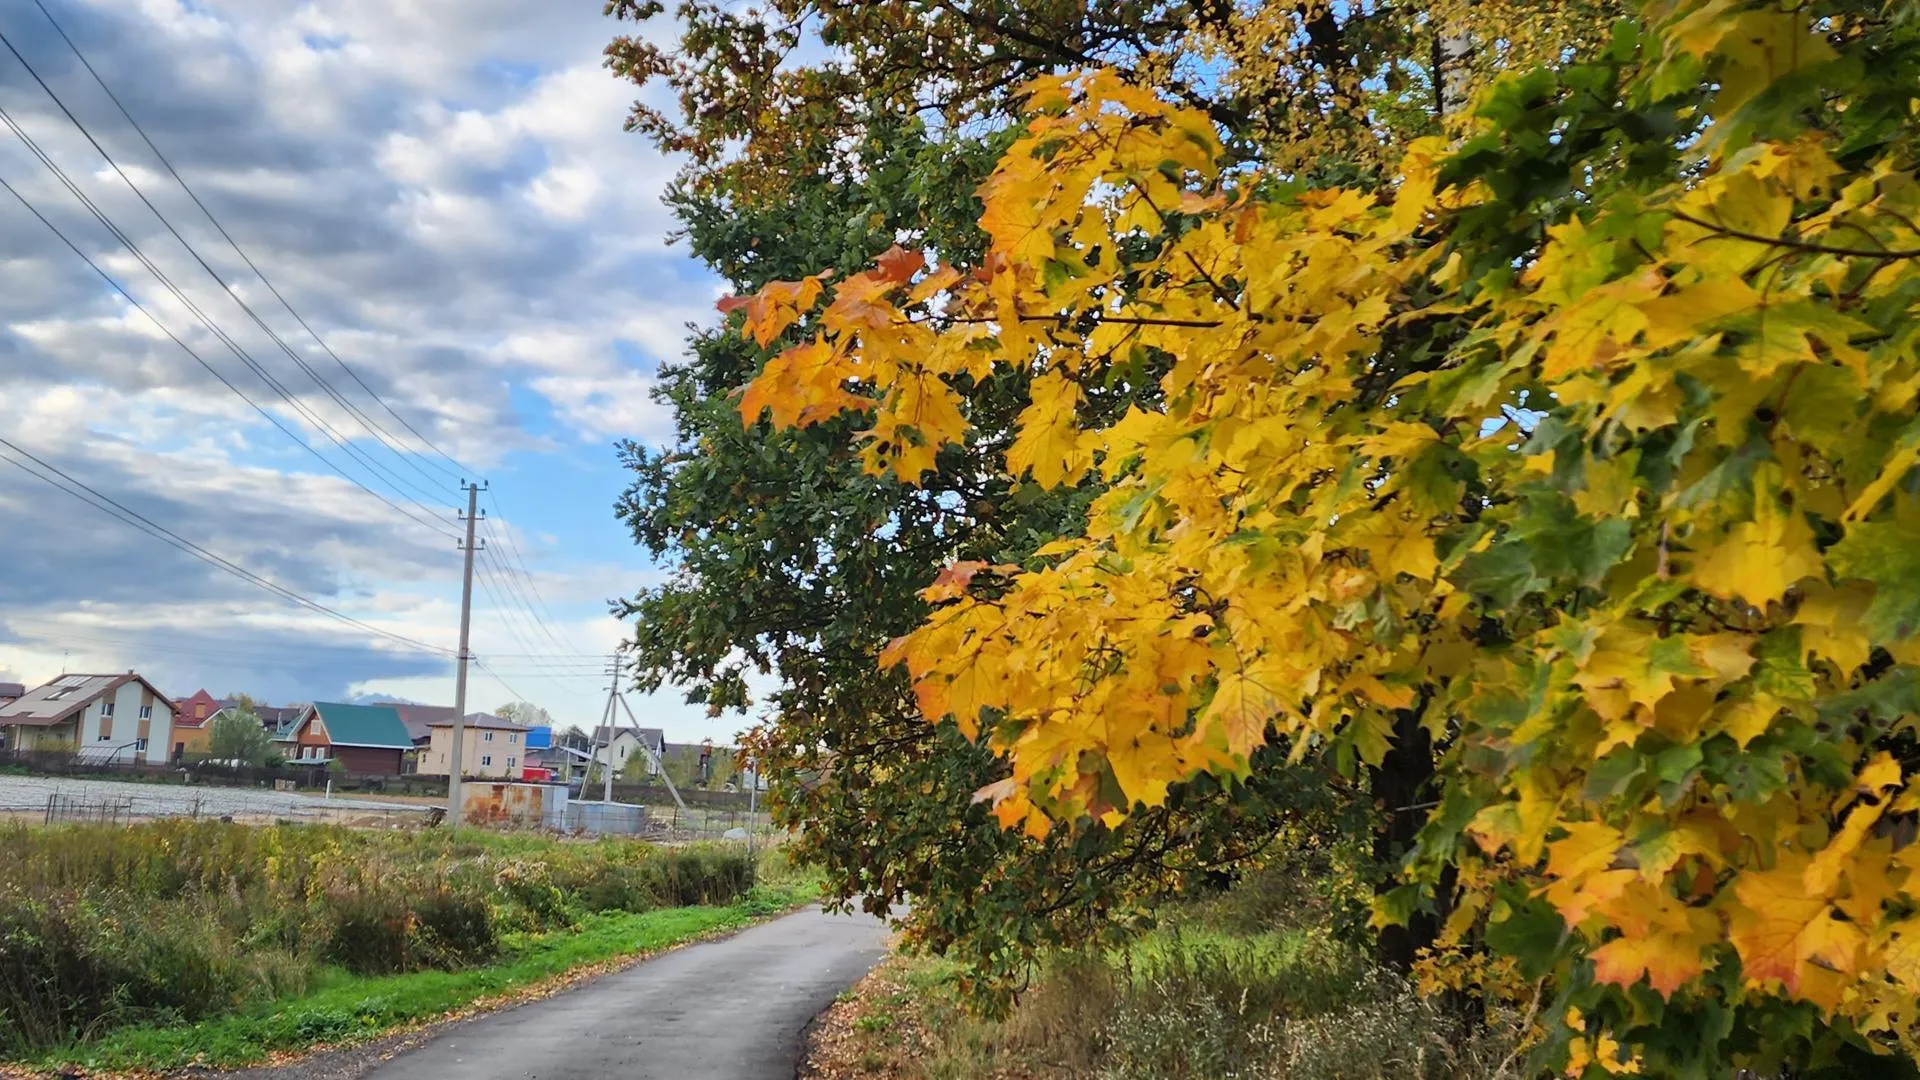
10;881;818;1077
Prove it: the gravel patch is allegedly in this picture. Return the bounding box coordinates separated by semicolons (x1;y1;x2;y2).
0;773;432;822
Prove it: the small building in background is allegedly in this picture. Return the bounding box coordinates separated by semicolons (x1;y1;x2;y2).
591;724;665;777
184;698;303;759
0;672;175;763
277;701;413;774
167;688;220;756
417;713;532;778
388;703;456;751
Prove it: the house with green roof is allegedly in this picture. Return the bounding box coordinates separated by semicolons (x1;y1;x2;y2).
279;701;415;774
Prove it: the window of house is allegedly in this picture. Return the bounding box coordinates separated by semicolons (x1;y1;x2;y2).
101;701;115;717
136;738;148;752
484;732;494;742
509;733;518;743
507;757;516;769
197;704;207;718
98;731;111;741
139;704;152;719
482;755;493;767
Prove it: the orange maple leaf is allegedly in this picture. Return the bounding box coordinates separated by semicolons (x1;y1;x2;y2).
875;244;927;284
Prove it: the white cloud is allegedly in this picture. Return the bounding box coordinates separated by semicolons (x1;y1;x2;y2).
0;0;726;732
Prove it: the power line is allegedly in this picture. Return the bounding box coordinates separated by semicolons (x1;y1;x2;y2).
0;70;458;543
473;658;540;713
0;25;458;502
0;170;457;542
472;555;595;680
0;435;454;657
483;490;587;653
31;0;475;483
477;531;576;656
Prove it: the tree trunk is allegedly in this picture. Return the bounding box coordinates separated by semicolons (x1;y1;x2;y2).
1371;705;1441;971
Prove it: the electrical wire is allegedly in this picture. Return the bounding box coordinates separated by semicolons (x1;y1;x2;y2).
0;170;457;542
477;531;577;656
0;435;454;657
0;26;458;503
31;0;476;484
483;491;588;653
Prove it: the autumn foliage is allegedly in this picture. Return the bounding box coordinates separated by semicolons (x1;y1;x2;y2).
721;0;1920;1072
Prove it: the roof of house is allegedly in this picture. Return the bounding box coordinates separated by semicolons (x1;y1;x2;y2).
592;725;665;749
306;702;413;750
204;701;302;730
426;713;530;732
388;703;458;742
0;673;173;728
0;682;24;700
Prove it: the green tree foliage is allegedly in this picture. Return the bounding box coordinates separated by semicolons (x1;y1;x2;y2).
207;707;272;767
716;1;1920;1073
602;77;1360;990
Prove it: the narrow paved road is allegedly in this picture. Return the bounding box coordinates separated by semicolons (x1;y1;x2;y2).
240;906;889;1080
377;906;886;1080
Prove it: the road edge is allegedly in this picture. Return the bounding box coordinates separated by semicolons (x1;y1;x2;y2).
0;899;825;1080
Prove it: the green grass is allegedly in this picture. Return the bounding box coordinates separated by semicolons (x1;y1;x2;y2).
35;880;814;1073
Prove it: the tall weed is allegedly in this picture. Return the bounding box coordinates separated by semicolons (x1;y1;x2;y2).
0;821;754;1056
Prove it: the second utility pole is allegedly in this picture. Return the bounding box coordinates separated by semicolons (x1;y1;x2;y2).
448;481;484;828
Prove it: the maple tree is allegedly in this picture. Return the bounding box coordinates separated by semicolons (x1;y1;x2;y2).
605;0;1622;203
724;0;1920;1073
610;111;1357;998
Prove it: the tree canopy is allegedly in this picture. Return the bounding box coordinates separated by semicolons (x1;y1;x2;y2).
207;707;272;767
721;0;1920;1073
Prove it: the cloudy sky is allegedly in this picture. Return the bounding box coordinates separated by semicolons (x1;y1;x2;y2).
0;0;749;739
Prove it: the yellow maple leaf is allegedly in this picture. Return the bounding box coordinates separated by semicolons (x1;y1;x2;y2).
1589;881;1718;997
1202;667;1298;758
1730;854;1866;1000
1689;514;1823;608
1007;370;1093;487
1347;511;1440;581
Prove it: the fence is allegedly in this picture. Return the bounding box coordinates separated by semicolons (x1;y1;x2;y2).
650;803;776;844
607;783;763;811
1;773;439;830
44;792;133;825
0;749;450;798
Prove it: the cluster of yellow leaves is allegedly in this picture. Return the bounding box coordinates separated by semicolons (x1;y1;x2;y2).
728;0;1920;1059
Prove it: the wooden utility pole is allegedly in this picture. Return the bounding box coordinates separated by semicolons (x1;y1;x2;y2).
448;481;484;828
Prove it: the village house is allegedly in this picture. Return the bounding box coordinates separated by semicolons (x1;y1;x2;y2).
186;698;303;757
275;701;413;774
168;689;221;756
0;672;176;763
388;703;457;754
417;713;532;778
591;724;665;778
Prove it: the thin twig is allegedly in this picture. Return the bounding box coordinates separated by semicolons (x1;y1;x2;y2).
1670;209;1920;259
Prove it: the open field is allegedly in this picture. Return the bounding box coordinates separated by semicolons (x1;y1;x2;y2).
0;774;431;824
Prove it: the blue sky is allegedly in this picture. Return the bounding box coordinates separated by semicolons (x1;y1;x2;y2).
0;0;764;741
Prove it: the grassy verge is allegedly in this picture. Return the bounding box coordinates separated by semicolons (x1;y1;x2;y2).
803;863;1527;1080
36;879;813;1074
0;820;821;1071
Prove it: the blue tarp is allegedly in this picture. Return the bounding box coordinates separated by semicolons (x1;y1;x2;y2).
525;725;553;750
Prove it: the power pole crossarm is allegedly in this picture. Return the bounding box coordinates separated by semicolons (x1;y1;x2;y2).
448;481;484;829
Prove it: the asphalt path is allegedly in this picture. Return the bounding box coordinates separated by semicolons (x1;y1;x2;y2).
236;905;889;1080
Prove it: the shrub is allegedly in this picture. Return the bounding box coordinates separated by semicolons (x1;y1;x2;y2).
0;822;757;1055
